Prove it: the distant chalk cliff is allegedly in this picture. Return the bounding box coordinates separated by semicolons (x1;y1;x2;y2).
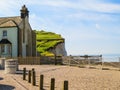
35;30;67;56
48;41;67;56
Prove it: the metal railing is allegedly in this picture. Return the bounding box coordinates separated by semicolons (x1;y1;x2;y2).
62;56;120;70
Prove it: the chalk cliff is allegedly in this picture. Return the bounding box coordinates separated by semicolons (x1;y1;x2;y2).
35;30;67;56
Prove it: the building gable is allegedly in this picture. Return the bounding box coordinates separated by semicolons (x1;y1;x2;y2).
0;16;22;28
0;20;17;27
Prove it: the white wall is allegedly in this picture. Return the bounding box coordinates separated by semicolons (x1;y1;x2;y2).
0;27;18;57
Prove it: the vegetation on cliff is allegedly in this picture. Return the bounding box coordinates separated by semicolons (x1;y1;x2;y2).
35;30;64;56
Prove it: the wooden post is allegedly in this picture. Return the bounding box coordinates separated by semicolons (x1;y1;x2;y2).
119;57;120;71
32;68;35;71
31;70;36;86
54;54;57;65
69;55;71;66
39;75;44;90
63;80;68;90
102;58;104;70
101;56;103;70
88;57;90;68
23;67;26;80
28;70;31;83
50;78;55;90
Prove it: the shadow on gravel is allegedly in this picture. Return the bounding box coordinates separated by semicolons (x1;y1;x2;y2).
0;84;15;90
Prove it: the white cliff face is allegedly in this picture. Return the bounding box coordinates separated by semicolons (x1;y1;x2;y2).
48;42;67;56
54;43;67;56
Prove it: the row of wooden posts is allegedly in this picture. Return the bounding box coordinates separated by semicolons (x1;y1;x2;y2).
23;68;68;90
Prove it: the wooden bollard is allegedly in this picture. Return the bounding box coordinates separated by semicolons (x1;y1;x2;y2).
39;75;44;90
28;70;31;83
32;68;35;71
31;70;36;86
23;68;26;80
50;78;55;90
63;80;68;90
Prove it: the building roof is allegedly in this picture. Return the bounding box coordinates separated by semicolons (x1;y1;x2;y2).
0;39;12;44
0;16;22;27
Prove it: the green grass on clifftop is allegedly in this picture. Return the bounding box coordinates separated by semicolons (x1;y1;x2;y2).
35;30;64;56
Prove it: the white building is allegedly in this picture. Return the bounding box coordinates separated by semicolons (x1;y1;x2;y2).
0;5;36;58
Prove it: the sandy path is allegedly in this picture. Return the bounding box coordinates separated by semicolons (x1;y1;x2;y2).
0;65;120;90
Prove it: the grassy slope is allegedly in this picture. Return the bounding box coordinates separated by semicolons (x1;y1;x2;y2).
35;30;64;56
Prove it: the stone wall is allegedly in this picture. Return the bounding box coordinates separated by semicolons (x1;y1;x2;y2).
32;30;36;56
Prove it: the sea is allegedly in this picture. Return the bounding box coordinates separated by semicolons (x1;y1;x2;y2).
102;54;120;62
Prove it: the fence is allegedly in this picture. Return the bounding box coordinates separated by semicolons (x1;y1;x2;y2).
62;55;102;66
62;55;120;70
16;56;62;65
14;55;120;70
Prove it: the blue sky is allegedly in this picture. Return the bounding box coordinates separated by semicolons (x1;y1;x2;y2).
0;0;120;55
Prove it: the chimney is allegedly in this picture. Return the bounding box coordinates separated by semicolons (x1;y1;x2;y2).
20;5;29;19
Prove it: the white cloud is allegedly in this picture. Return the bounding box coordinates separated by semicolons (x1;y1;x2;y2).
0;0;120;20
67;12;117;22
0;0;22;16
28;0;120;13
95;24;100;29
26;0;120;23
29;14;48;30
80;0;120;13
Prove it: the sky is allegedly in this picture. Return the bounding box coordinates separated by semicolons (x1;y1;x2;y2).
0;0;120;55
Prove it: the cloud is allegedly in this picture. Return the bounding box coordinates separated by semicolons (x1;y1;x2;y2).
29;13;64;33
1;0;120;21
29;14;47;30
26;0;120;24
81;0;120;13
95;24;100;29
28;0;120;13
66;12;118;22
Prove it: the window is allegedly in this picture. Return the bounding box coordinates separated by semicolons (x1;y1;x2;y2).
1;44;5;53
3;31;7;37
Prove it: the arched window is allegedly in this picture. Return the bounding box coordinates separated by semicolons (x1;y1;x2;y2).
0;39;12;57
